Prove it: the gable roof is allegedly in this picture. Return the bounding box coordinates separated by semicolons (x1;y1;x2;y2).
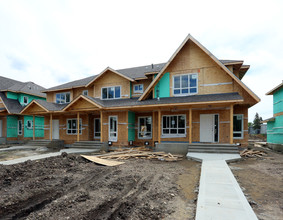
0;76;46;98
138;34;260;103
62;95;102;111
0;92;23;114
266;81;283;95
21;99;68;114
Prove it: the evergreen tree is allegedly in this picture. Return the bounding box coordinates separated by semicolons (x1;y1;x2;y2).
252;112;262;130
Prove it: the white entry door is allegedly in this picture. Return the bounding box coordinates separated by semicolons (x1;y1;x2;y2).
52;120;59;139
200;114;214;142
0;120;2;137
109;116;118;142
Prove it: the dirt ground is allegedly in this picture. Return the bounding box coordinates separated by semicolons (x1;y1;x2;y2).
0;153;200;220
230;147;283;220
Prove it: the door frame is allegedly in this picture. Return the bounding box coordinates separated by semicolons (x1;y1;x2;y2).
52;119;60;139
108;116;118;142
200;114;219;143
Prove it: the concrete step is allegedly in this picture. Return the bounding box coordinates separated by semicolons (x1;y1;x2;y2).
188;149;239;154
71;141;105;149
187;144;239;154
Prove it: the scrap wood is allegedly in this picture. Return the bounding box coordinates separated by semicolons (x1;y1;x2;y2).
81;155;125;166
240;149;267;158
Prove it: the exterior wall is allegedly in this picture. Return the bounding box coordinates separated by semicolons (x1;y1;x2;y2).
46;89;74;103
273;87;283;115
267;115;283;144
0;116;7;137
6;92;45;105
128;111;135;141
7;115;18;137
24;116;44;138
131;78;152;98
154;72;170;98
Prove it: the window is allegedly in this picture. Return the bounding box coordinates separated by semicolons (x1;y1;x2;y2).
134;84;143;93
23;96;28;105
18;120;22;135
94;118;101;138
83;90;88;96
101;86;121;99
56;92;71;104
67;119;82;135
173;73;198;96
233;114;243;139
27;120;33;129
162;115;186;137
138;117;152;139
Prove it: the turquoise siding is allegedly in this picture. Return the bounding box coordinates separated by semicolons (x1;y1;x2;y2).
154;72;170;98
267;115;283;144
24;116;44;138
7;116;18;137
6;92;45;106
273;87;283;115
7;92;19;100
128;111;135;141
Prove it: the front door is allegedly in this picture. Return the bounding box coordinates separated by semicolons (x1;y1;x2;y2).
0;120;2;137
109;116;117;142
94;118;101;139
52;120;59;139
200;114;219;142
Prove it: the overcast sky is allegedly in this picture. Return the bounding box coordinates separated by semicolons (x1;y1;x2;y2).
0;0;282;121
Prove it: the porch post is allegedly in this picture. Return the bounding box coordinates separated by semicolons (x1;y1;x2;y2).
158;109;161;143
189;108;192;144
33;115;35;140
77;112;80;142
100;111;103;142
230;104;234;144
50;113;52;140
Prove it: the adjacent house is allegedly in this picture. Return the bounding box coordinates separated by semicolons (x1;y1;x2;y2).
263;81;283;145
0;76;46;144
21;35;260;147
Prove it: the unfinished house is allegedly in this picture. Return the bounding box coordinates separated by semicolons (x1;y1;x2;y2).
21;35;260;150
0;76;46;144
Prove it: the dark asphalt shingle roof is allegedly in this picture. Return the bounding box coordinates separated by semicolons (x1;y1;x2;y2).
35;99;68;111
87;92;243;108
0;92;23;114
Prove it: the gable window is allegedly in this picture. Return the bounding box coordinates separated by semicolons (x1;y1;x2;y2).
138;116;152;139
102;86;121;99
233;114;243;139
82;90;88;96
162;115;186;137
67;119;82;135
56;92;70;104
27;120;33;129
134;84;143;93
173;73;198;96
23;96;28;105
18;120;23;135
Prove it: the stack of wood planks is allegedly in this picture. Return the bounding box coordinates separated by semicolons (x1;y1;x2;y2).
240;149;267;158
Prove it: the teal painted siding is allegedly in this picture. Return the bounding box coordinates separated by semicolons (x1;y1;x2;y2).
7;92;19;100
7;116;18;137
24;116;44;138
6;92;45;105
273;87;283;115
128;111;135;141
267;115;283;144
154;72;170;98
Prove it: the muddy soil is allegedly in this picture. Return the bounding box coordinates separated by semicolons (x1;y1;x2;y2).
230;147;283;220
0;153;200;220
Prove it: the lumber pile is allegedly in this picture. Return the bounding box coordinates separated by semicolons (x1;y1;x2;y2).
97;148;183;162
240;149;267;158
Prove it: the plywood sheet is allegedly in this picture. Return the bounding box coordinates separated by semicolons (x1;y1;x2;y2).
81;155;125;166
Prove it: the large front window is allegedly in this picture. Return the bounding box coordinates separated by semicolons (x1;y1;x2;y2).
67;119;82;134
102;86;121;99
162;115;186;137
233;114;243;139
138;116;152;139
56;92;70;104
173;73;198;96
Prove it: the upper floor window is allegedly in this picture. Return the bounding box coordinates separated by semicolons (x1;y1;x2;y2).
134;84;143;93
82;90;88;96
23;96;28;105
56;92;70;104
173;73;198;96
102;86;121;99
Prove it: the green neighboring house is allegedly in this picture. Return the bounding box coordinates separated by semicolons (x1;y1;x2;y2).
0;76;46;144
263;81;283;145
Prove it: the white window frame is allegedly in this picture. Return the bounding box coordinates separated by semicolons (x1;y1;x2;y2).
94;118;101;139
56;92;71;104
138;116;152;139
23;96;28;105
233;114;243;139
108;115;118;142
66;118;82;135
27;120;33;129
162;114;186;138
173;73;198;96
134;84;144;93
18;120;23;135
82;90;88;96
101;86;121;100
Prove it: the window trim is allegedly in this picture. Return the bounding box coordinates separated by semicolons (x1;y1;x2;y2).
26;120;33;129
233;114;244;139
18;120;23;135
172;73;198;96
82;90;88;96
133;84;144;93
138;116;152;139
56;92;71;104
101;86;121;100
66;118;82;135
162;114;186;138
23;96;28;105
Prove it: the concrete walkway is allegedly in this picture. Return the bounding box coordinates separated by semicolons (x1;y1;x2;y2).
0;148;99;165
187;153;258;220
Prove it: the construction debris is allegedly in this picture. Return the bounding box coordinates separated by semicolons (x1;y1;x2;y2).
81;155;125;166
240;149;267;158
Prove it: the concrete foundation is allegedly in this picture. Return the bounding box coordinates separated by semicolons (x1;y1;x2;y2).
267;143;283;152
0;137;6;144
155;143;188;155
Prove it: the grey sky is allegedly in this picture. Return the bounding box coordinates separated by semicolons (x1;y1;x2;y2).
0;0;282;121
